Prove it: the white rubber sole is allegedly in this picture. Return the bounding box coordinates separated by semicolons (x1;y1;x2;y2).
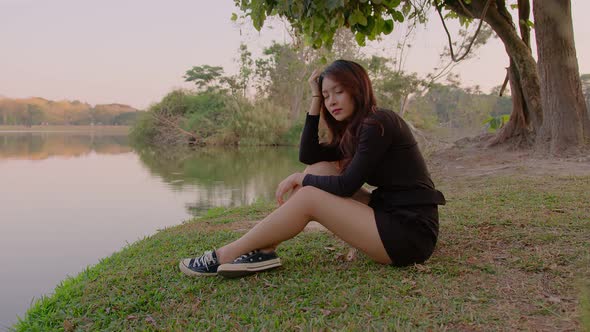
217;258;282;278
179;259;218;277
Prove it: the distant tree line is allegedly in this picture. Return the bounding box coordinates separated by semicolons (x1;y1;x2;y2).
0;98;140;126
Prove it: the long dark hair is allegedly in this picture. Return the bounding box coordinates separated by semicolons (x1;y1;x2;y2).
318;60;379;171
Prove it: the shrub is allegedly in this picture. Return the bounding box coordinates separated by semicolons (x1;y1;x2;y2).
130;89;293;147
129;111;157;145
229;98;289;146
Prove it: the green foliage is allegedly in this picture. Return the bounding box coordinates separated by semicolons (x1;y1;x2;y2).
408;83;508;130
254;31;369;123
137;30;513;147
404;97;439;129
131;90;230;145
236;44;254;97
228;97;290;146
183;91;229;142
234;0;408;48
184;65;225;90
483;114;510;132
368;56;424;112
113;111;140;125
254;42;320;122
130;88;293;147
158;90;195;116
228;3;505;132
279;113;306;145
129;111;158;144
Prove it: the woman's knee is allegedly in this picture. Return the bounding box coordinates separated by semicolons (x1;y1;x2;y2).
291;186;321;210
292;186;339;218
292;185;321;201
304;161;340;176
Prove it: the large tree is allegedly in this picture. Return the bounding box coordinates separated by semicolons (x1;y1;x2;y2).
442;0;542;149
445;0;589;154
233;0;589;155
533;0;590;154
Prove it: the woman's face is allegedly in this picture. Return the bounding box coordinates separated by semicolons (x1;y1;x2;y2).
321;76;355;122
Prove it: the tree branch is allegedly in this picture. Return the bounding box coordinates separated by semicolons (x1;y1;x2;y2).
151;111;197;139
437;0;493;62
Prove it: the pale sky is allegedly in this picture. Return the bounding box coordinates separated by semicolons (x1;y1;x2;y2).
1;0;589;110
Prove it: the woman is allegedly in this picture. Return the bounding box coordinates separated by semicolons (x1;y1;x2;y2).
179;60;445;278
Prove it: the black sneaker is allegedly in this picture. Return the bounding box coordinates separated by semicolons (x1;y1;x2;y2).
217;250;282;278
179;250;220;277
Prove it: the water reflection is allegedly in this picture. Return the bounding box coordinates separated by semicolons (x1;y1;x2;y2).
0;131;303;328
134;146;302;215
0;131;304;216
0;132;131;160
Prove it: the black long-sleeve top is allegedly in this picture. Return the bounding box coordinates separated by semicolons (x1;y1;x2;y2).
300;109;438;201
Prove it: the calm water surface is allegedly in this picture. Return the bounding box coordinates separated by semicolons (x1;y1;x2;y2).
0;131;301;329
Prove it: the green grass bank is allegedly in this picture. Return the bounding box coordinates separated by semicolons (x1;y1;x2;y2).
14;175;590;331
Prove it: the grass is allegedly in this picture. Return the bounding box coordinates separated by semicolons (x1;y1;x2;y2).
13;175;590;331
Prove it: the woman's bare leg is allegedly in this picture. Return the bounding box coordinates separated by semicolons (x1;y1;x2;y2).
253;161;370;254
215;185;391;265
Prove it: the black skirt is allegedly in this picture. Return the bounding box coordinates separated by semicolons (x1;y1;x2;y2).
369;190;440;267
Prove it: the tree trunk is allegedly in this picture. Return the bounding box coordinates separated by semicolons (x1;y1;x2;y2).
445;0;543;134
533;0;590;155
488;61;533;147
517;0;531;49
399;93;410;116
487;0;534;147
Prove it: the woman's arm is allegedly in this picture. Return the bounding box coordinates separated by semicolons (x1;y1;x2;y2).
299;69;341;164
302;119;392;196
298;114;341;164
307;69;322;116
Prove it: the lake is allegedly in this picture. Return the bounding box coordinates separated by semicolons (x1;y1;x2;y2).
0;130;301;329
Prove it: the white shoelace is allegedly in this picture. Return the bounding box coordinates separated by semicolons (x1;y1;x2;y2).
236;250;259;262
195;250;216;267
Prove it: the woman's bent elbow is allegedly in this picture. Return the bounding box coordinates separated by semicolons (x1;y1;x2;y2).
299;156;312;165
299;154;317;165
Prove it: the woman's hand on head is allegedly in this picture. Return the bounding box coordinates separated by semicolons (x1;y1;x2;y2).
275;172;305;206
308;69;322;97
